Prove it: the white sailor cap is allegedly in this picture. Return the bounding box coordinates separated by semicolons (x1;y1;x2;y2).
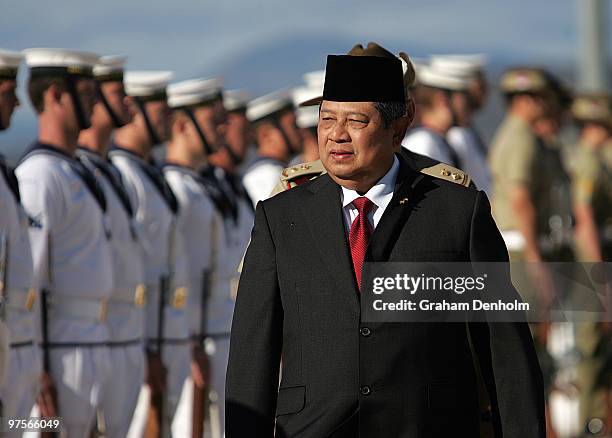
293;86;322;128
415;63;471;92
124;70;173;101
430;54;486;80
93;55;127;82
167;77;224;109
223;89;251;112
0;49;23;79
246;89;294;123
23;48;99;77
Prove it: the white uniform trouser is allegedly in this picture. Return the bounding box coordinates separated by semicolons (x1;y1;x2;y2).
172;336;229;438
100;343;145;438
47;316;112;438
49;345;112;437
99;303;146;438
0;343;41;438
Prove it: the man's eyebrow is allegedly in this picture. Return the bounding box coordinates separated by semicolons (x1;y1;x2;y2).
347;112;369;119
319;109;370;119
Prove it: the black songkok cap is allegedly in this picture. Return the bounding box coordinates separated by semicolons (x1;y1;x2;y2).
322;55;404;103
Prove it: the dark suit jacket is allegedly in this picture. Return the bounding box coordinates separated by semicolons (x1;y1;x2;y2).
226;153;545;438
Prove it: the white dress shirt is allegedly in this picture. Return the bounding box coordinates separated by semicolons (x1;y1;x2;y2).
340;156;399;233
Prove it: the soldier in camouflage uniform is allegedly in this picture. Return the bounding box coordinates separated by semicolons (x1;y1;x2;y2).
570;93;612;435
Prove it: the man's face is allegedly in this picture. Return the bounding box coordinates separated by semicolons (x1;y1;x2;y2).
318;100;396;191
279;109;302;153
60;78;97;133
469;74;488;111
98;80;132;127
144;99;171;143
0;79;19;130
225;110;250;160
76;78;97;123
432;90;454;132
191;102;226;154
451;91;471;127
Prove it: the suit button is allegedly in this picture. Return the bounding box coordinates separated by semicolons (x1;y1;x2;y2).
360;327;371;337
360;385;371;396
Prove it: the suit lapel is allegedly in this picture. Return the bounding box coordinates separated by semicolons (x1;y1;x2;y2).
299;174;360;312
367;154;423;262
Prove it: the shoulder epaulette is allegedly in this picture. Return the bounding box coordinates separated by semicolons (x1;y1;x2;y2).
269;160;327;196
418;163;471;187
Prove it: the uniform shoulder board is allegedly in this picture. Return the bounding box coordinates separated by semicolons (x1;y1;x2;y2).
270;160;328;196
418;163;472;187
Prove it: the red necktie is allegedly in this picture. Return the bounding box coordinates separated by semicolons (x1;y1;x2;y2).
349;196;374;290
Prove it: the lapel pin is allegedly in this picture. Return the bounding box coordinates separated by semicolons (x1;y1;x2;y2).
399;198;409;205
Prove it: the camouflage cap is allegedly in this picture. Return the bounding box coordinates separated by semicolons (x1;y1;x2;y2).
499;67;551;95
571;93;612;127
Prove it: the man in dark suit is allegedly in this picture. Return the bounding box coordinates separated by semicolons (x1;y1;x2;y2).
226;54;545;437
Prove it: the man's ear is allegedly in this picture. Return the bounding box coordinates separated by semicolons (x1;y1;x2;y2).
392;115;411;149
45;81;64;109
405;97;416;127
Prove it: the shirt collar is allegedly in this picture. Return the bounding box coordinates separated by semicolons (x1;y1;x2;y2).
341;155;399;210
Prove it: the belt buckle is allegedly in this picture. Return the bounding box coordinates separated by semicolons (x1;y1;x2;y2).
172;287;187;309
134;284;146;308
98;299;108;321
25;288;37;311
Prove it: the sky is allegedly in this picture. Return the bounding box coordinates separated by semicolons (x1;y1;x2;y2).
1;0;610;160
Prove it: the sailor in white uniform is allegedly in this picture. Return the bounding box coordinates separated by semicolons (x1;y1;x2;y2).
109;70;190;435
0;49;40;431
402;63;468;168
17;48;113;437
76;55;146;438
164;77;232;437
430;54;491;193
210;89;255;305
288;70;325;165
242;91;301;206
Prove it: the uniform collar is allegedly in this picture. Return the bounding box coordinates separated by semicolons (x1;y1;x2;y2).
340;155;399;211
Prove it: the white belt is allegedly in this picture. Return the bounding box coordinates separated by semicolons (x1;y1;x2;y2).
5;288;37;312
49;294;110;322
501;230;526;252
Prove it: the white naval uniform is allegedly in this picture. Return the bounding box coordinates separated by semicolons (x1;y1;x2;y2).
447;126;491;194
164;164;232;437
212;167;254;436
241;156;285;207
77;149;146;438
402;127;459;167
16;145;113;438
0;158;40;431
109;147;190;432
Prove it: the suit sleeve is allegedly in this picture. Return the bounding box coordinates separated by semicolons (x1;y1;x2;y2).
467;190;546;438
226;200;283;437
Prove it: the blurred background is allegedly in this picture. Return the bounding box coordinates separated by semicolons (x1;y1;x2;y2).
1;0;611;163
